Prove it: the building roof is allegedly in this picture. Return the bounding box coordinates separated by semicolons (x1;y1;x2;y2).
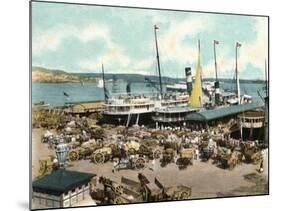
185;103;263;122
32;170;96;195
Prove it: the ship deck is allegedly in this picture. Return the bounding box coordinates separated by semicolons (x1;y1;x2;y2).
155;106;199;114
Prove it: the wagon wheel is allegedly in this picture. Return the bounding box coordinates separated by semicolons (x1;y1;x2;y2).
153;149;162;159
113;185;123;195
69;151;79;161
139;144;147;153
178;190;191;200
135;157;146;169
113;196;127;204
94;152;105;164
128;148;136;156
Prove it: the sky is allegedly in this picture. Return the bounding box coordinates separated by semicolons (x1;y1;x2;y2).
32;1;268;80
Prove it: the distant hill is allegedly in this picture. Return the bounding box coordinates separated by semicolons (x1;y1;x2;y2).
32;66;97;83
32;66;265;84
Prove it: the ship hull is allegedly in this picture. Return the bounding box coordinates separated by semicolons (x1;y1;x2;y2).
102;112;154;126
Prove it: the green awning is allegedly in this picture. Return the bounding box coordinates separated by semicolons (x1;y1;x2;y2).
185;103;263;122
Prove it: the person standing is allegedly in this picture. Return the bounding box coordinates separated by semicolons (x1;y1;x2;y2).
150;159;155;171
259;149;265;173
112;159;118;173
259;159;264;173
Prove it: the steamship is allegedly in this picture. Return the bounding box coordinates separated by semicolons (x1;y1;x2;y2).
152;40;253;127
103;26;252;127
152;41;204;126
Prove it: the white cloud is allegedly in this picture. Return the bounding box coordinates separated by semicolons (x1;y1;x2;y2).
32;25;74;55
200;17;268;79
134;58;153;71
33;23;112;55
203;57;235;79
33;11;267;80
159;16;213;64
79;23;110;44
33;21;132;73
239;18;268;73
79;47;130;71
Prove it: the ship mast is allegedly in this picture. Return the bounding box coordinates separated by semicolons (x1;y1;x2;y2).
101;63;107;102
265;59;268;97
154;25;163;98
213;40;220;105
235;42;241;104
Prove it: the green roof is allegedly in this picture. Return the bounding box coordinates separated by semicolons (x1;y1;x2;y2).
185;103;263;122
32;170;96;195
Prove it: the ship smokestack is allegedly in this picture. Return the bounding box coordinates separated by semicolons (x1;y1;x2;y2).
185;67;192;95
126;82;131;96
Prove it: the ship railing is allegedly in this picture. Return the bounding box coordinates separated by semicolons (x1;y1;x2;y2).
153;116;185;122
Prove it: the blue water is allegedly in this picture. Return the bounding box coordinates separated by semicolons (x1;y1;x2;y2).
32;82;157;107
32;81;265;107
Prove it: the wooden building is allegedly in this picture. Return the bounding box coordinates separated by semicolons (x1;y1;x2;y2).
185;103;263;130
32;169;95;209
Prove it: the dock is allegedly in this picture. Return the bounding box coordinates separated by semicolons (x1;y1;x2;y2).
64;100;105;115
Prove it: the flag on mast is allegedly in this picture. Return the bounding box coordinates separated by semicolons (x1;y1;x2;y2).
236;42;242;48
214;40;219;45
63;92;69;97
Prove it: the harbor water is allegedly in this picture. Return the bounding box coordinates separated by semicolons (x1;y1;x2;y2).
32;81;265;107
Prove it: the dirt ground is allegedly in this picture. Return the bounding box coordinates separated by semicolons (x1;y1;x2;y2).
32;128;268;207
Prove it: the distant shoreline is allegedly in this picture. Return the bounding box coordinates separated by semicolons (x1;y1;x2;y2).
32;66;266;84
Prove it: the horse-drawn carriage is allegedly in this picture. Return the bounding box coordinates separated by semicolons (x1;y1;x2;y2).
240;141;262;164
199;140;216;161
137;173;192;202
90;141;141;164
114;155;147;171
91;172;192;205
161;148;176;167
213;147;242;170
68;139;102;161
176;148;194;169
91;176;126;204
138;142;162;160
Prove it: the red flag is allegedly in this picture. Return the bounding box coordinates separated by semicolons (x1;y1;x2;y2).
214;40;219;44
236;42;242;48
154;25;159;30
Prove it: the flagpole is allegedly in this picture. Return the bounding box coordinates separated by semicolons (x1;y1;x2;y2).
265;59;268;97
154;25;163;98
198;39;203;106
214;40;220;105
214;41;218;81
235;42;241;104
